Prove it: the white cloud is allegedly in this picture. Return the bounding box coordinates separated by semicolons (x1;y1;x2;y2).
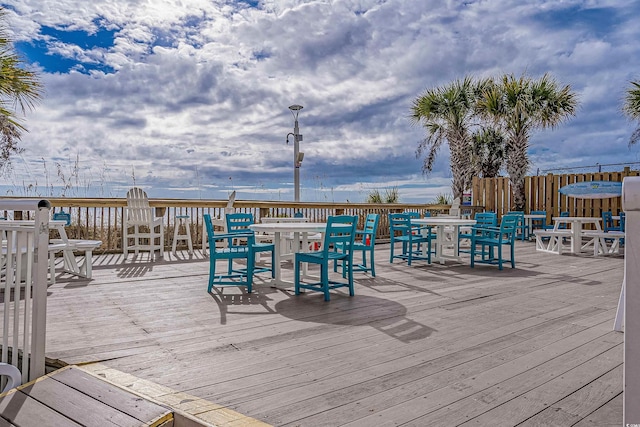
2;0;640;201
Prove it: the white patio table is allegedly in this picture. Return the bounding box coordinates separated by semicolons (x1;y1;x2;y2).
249;222;327;288
411;218;476;264
552;216;602;254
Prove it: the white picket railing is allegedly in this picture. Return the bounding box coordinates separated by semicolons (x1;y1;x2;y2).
1;199;51;387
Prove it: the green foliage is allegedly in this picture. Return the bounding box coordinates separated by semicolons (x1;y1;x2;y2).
433;193;452;205
0;7;43;172
471;127;505;178
366;187;399;203
624;80;640;146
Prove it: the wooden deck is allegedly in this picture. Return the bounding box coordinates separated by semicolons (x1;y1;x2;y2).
32;242;627;425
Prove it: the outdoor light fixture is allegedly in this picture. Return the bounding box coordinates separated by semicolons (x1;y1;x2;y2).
287;104;304;202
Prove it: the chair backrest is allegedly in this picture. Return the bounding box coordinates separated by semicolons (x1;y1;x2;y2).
125;187;154;225
362;213;380;246
449;197;461;217
557;211;569;229
389;213;412;236
226;213;254;234
499;214;519;242
322;215;357;255
530;210;547;228
475;212;497;227
620;212;626;232
53;210;71;226
204;214;215;243
602;211;614;231
224;191;236;215
0;363;22;393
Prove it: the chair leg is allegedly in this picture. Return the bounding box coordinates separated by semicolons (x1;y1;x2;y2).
389;239;395;263
321;262;330;301
370;249;376;277
510;243;515;268
470;241;475;268
270;250;275;278
347;256;354;296
208;257;216;292
294;258;301;296
247;254;253;294
498;245;503;270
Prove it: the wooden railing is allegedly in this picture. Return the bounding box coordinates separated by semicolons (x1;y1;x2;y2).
1;199;50;383
1;197;485;253
472;168;640;222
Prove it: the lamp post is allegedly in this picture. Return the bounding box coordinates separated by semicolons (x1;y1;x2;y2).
287;104;304;202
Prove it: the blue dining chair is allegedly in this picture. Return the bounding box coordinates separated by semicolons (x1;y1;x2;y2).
602;211;622;232
388;213;433;265
459;211;497;253
225;212;275;278
530;210;547;232
334;213;380;277
295;215;358;301
507;211;527;240
204;214;255;293
470;213;519;270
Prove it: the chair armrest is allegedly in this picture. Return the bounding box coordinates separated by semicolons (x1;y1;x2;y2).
211;232;254;241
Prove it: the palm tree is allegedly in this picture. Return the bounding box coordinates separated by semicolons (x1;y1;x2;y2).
0;7;42;171
624;80;640;146
477;73;577;210
471;126;504;178
411;77;488;199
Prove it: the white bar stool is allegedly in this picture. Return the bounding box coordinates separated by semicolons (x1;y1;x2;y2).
172;215;193;255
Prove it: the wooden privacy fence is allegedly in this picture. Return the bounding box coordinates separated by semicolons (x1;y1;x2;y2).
472;167;640;221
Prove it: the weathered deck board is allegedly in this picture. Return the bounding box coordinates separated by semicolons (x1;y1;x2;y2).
6;241;624;426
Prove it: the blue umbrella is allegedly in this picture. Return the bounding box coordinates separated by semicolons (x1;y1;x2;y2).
559;181;622;199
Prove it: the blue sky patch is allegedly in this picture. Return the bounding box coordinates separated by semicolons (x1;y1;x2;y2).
15;19;117;75
530;6;621;38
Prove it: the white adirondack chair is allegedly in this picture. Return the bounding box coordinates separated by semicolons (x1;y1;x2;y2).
0;363;22;393
123;187;164;259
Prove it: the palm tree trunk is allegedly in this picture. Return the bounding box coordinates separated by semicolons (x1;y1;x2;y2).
505;134;529;211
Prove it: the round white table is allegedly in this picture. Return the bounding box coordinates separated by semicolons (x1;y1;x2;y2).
411;218;477;264
249;222;327;288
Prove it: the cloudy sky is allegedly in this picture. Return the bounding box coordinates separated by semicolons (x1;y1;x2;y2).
2;0;640;202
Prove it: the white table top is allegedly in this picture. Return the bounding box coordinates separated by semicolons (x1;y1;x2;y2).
249;222;327;233
524;214;546;219
412;218;477;226
553;216;602;222
0;219;68;227
260;217;308;223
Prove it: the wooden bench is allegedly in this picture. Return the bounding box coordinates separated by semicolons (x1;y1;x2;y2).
534;230;572;254
582;231;625;256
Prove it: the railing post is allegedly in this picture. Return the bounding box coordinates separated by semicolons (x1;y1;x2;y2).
30;201;50;379
0;199;50;383
622;176;640;425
